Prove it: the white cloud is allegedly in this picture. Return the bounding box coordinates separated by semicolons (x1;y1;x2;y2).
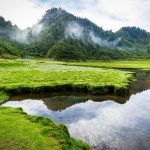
0;0;150;31
0;0;48;29
61;0;150;32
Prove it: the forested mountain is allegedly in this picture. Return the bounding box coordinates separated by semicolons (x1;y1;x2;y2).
0;38;24;58
116;27;150;52
0;17;28;58
27;8;116;56
0;16;15;40
0;8;150;60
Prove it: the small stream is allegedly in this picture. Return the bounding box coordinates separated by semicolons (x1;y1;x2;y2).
2;70;150;150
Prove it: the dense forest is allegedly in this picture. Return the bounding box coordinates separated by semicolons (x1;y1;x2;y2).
0;8;150;60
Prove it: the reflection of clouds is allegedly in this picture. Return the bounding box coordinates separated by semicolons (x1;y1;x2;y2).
3;100;51;117
3;90;150;150
3;99;102;123
69;90;150;149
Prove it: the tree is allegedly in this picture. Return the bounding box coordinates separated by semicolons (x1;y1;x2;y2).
47;40;84;60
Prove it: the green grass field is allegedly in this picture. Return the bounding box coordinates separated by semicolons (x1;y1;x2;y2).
0;59;134;101
68;60;150;70
0;107;90;150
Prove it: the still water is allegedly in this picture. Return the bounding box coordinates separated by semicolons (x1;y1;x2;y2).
2;70;150;150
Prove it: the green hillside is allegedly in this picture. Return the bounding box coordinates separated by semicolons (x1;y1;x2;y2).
0;8;150;60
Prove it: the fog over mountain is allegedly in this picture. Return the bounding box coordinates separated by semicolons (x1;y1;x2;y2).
0;8;150;60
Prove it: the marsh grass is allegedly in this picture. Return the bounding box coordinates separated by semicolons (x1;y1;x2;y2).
0;106;90;150
0;59;26;68
68;60;150;70
0;59;134;96
0;91;9;102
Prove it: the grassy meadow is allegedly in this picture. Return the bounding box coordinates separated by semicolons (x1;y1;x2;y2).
0;59;134;102
68;60;150;70
0;106;90;150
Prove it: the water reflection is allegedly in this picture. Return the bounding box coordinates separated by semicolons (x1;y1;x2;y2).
130;71;150;94
3;90;150;150
68;90;150;150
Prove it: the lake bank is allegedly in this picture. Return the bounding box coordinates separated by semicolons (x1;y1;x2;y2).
0;106;90;150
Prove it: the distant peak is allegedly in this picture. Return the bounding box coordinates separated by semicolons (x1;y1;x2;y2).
47;7;66;12
119;26;147;32
40;7;68;24
0;16;12;28
44;7;67;16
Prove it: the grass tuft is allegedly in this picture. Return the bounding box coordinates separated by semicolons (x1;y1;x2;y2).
0;91;9;102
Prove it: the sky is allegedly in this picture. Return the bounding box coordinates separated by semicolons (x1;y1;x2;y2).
0;0;150;32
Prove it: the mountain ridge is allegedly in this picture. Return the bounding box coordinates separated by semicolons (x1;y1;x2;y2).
0;7;150;60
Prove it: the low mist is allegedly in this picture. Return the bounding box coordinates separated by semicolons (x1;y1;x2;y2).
10;23;43;43
65;21;121;47
65;22;83;39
